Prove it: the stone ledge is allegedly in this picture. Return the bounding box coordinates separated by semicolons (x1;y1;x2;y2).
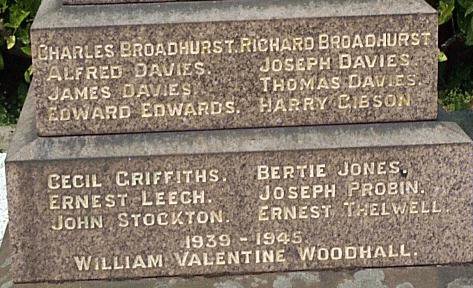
34;0;436;29
439;109;473;139
0;227;473;288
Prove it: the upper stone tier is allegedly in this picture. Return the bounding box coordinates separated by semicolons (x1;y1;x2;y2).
31;0;437;136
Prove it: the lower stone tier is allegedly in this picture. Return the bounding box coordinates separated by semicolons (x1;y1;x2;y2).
3;228;473;288
6;95;473;283
439;109;473;139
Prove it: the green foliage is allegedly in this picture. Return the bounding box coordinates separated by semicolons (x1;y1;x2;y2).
437;0;473;111
438;0;473;45
456;0;473;44
441;61;473;89
439;0;456;25
0;103;16;124
440;88;473;110
0;0;39;124
438;51;448;62
0;0;39;70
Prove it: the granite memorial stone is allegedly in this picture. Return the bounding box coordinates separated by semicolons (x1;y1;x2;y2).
7;0;473;285
6;90;473;283
2;227;473;288
31;0;438;136
64;0;198;5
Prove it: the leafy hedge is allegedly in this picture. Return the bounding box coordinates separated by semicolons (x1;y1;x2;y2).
435;0;473;110
437;0;473;45
0;0;472;124
0;0;39;124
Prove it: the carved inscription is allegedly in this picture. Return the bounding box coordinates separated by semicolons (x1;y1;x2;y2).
32;15;437;135
40;148;459;278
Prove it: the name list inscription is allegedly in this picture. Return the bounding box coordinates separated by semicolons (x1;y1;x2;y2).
32;17;436;133
44;156;445;273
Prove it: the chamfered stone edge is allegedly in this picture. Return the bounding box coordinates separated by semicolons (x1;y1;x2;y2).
33;0;436;30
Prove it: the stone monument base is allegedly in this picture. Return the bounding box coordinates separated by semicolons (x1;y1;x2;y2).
6;94;473;283
0;227;472;288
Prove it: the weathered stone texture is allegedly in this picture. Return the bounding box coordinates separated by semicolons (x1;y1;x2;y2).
2;227;473;287
64;0;203;5
31;0;437;136
6;95;473;282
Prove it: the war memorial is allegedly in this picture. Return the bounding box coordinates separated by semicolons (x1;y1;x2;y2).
3;0;473;286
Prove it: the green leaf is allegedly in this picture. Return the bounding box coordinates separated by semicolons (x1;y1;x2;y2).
439;0;455;25
17;0;41;15
0;51;4;71
5;6;30;29
24;66;33;83
16;27;31;45
466;4;473;16
439;51;448;62
21;46;31;56
0;0;7;12
466;16;473;45
457;8;469;34
6;35;16;49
